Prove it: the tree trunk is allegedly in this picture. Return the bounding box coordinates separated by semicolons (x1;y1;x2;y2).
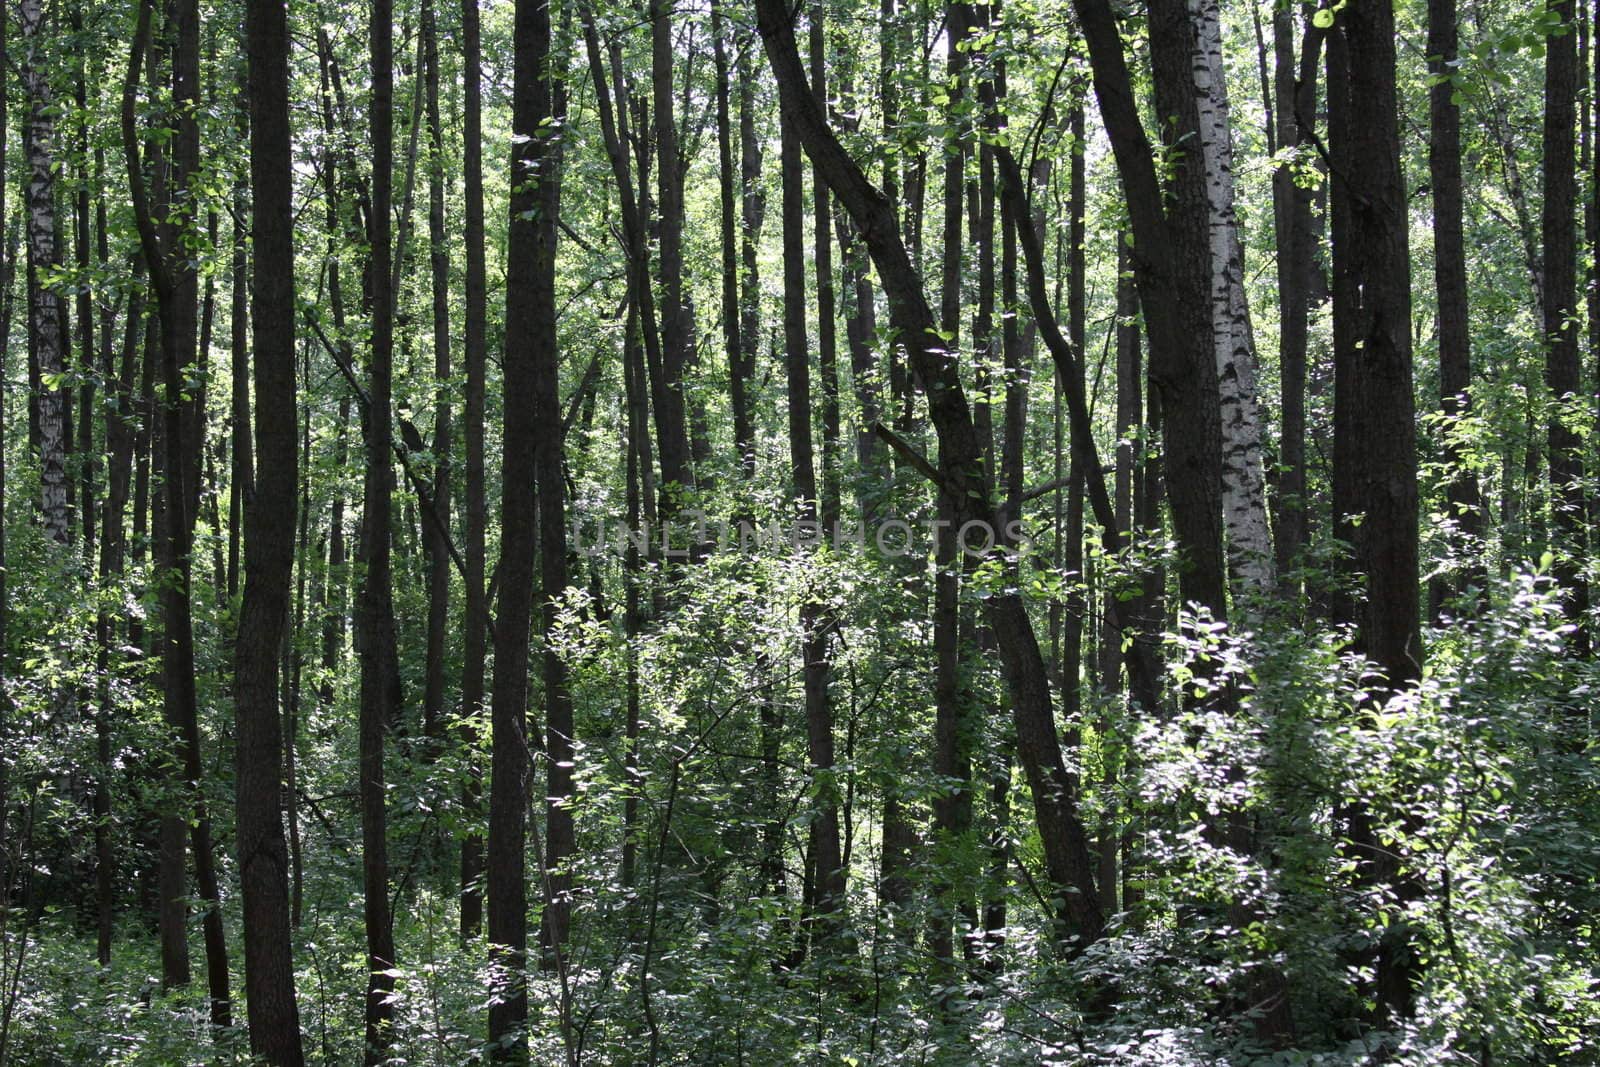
1192;0;1274;596
21;0;67;544
357;0;401;1055
1270;9;1324;600
1429;0;1483;614
228;193;252;603
739;32;766;482
488;0;561;1051
811;6;842;532
1075;0;1227;623
123;0;232;1025
711;0;744;481
458;0;489;944
1326;3;1423;1020
422;0;452;748
782;104;848;937
756;0;1105;949
1544;0;1590;649
233;1;306;1056
650;0;694;495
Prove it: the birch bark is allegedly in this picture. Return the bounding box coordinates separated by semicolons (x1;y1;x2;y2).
1192;0;1273;595
20;0;68;543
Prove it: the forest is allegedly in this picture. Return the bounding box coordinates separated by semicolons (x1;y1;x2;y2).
0;0;1597;1060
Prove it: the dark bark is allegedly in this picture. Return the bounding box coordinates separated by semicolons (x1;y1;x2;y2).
1326;2;1423;1020
1073;0;1227;623
756;0;1104;948
1429;0;1483;613
738;32;765;481
1270;10;1324;599
712;0;744;480
459;0;489;943
229;196;252;603
94;270;143;968
422;0;452;746
234;0;305;1056
123;0;231;1024
357;0;401;1055
1544;0;1590;648
782;106;848;933
488;0;561;1049
812;6;842;532
651;0;694;495
929;2;972;973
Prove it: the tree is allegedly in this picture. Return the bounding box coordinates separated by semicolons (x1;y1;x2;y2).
757;0;1104;948
356;0;401;1055
1193;0;1274;595
234;0;306;1055
123;0;231;1023
1327;0;1423;1020
458;0;490;943
21;0;66;543
1543;0;1588;648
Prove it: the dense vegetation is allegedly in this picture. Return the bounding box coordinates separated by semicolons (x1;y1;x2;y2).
0;0;1596;1061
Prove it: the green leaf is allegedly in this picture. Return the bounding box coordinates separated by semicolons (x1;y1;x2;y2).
1312;8;1334;28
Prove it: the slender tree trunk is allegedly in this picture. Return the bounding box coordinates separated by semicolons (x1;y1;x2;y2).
650;0;694;495
422;0;451;747
286;371;309;931
228;195;252;603
357;0;401;1055
811;6;842;532
124;0;232;1025
1543;0;1590;650
929;2;972;972
534;26;572;978
782;103;848;937
1270;10;1324;599
458;0;489;943
739;34;766;482
94;273;143;968
1429;0;1483;613
233;1;305;1056
711;0;744;480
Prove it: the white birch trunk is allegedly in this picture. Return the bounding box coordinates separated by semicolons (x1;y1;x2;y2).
1192;0;1274;595
21;0;68;544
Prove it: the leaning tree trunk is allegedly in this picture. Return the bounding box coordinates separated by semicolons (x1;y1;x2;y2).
756;0;1105;949
123;0;232;1025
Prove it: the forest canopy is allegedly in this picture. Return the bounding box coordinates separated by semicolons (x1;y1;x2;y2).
0;0;1597;1062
